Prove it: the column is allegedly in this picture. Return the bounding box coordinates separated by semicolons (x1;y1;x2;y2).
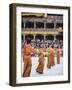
44;22;46;30
54;21;56;30
54;35;56;42
44;35;46;48
44;35;46;40
24;22;25;31
23;35;25;42
34;21;36;31
44;14;47;31
34;34;36;41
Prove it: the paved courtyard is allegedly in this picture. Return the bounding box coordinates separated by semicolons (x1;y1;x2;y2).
22;56;63;77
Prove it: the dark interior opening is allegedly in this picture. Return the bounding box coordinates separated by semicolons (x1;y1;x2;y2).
46;23;54;28
36;22;44;28
25;21;34;28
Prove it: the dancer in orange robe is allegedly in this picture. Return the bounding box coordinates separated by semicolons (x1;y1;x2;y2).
51;46;55;66
57;46;60;64
23;38;32;77
46;46;52;69
36;50;45;74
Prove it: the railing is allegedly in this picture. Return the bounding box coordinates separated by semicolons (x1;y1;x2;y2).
22;28;58;32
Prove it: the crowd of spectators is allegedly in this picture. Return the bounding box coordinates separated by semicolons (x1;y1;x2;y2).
31;39;63;49
22;39;63;56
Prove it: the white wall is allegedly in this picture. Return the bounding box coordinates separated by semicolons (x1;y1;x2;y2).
0;0;72;90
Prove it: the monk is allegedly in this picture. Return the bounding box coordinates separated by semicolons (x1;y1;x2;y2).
46;45;52;69
23;38;33;77
51;46;55;66
46;45;54;68
57;46;60;64
36;49;45;74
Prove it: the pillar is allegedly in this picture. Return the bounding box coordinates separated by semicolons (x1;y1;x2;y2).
54;21;56;30
44;22;46;30
44;35;46;40
44;35;46;48
34;21;36;31
24;22;25;29
54;35;56;42
34;34;36;41
23;35;25;42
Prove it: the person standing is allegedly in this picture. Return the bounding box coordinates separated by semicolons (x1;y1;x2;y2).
36;49;45;74
57;46;60;64
23;38;32;77
46;45;52;69
51;46;55;66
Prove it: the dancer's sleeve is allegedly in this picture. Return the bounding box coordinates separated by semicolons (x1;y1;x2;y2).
32;48;40;55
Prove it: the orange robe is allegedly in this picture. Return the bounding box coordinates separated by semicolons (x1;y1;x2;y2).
57;48;60;64
36;50;45;74
47;48;54;68
51;48;55;66
23;44;32;77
